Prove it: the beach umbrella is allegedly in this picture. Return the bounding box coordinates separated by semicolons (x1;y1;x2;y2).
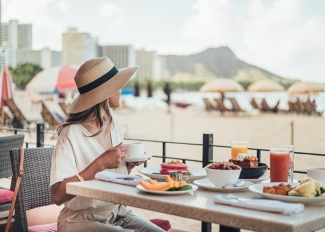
247;79;285;92
199;78;244;93
287;81;325;95
0;65;15;107
26;65;79;93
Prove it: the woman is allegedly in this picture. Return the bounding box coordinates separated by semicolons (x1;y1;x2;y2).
50;57;165;232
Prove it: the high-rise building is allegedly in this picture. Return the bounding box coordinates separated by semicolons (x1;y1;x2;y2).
2;19;32;50
136;49;164;81
62;28;98;65
99;45;136;69
99;44;138;81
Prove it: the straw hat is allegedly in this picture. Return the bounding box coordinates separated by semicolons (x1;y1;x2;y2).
67;57;139;114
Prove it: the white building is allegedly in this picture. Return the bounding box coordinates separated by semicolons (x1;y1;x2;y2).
62;28;98;65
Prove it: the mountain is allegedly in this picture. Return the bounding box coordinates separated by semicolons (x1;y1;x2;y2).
164;46;283;82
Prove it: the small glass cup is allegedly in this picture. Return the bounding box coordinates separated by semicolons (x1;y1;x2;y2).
279;145;294;182
270;147;290;182
231;141;248;160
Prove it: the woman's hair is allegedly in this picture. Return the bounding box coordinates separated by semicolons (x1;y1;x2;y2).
57;99;112;137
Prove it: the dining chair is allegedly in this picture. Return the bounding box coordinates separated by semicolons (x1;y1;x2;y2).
9;147;55;232
0;134;25;226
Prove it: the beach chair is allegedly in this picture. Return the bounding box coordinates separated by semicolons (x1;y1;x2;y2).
228;97;245;114
293;99;304;114
213;98;231;114
302;98;315;115
41;100;65;130
9;147;58;232
261;99;279;113
288;101;295;113
0;134;25;226
4;99;30;128
202;98;217;112
58;101;69;116
250;98;260;110
0;107;13;126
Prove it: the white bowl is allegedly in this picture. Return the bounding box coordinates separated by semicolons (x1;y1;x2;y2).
205;167;242;186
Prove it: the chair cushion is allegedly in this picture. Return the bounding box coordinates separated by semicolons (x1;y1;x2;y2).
0;189;14;204
150;219;171;231
28;223;57;232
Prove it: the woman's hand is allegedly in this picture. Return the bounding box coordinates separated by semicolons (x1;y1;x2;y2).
126;161;145;169
99;142;127;169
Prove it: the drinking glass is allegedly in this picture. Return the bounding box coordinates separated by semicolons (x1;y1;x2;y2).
279;145;294;182
231;141;248;160
270;148;290;182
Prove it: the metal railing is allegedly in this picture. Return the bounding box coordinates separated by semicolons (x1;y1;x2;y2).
1;123;325;232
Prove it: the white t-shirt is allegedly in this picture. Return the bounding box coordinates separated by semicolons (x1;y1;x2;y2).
50;116;127;211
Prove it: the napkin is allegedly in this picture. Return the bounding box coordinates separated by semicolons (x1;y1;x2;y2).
95;170;142;186
214;194;304;215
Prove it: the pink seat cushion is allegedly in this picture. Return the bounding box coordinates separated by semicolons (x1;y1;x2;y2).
150;219;171;231
0;189;14;204
27;219;169;232
28;223;57;232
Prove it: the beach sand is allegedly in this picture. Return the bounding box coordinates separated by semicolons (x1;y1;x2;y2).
2;106;325;232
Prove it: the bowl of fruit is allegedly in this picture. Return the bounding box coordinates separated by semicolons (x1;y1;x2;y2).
205;162;241;186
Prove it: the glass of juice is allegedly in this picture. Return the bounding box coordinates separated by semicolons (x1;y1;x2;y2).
279;145;294;182
270;148;290;182
231;141;248;160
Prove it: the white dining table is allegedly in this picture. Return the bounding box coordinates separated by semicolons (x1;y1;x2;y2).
66;180;325;232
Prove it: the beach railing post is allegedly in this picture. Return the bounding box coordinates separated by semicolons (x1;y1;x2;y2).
202;133;213;232
36;123;45;147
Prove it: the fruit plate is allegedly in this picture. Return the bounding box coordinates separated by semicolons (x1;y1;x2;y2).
136;183;198;195
249;182;325;204
138;167;206;182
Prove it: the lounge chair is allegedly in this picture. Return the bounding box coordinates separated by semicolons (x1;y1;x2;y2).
0;107;13;126
202;98;217;112
58;101;69;116
4;99;42;129
41;100;65;130
250;98;260;110
261;99;280;113
288;101;295;113
0;134;25;225
293;99;304;114
228;97;245;113
302;98;315;115
214;98;231;114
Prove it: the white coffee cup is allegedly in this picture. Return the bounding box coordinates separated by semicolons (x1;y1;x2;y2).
307;167;325;185
125;142;144;157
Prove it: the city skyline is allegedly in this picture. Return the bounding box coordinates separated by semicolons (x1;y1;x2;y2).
2;0;325;83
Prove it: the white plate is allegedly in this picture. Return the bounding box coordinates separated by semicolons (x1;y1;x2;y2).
240;174;270;183
138;167;207;182
136;183;198;195
249;182;325;203
193;179;253;192
124;154;152;162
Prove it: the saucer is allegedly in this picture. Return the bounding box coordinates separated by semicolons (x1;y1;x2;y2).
124;154;152;162
193;179;253;192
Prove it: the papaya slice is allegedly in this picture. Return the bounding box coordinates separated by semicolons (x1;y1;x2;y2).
138;180;172;191
147;178;161;185
166;175;174;183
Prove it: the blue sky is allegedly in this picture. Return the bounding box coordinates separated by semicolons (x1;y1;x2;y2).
3;0;325;83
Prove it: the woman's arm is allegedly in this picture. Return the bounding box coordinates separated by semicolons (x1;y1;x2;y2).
51;144;126;205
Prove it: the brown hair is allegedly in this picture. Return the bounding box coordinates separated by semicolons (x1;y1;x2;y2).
58;99;112;137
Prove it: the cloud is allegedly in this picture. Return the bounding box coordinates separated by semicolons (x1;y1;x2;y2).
175;0;325;82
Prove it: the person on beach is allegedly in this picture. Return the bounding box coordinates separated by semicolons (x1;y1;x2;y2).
50;57;165;232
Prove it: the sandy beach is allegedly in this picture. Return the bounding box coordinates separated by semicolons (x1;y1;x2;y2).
2;105;325;232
